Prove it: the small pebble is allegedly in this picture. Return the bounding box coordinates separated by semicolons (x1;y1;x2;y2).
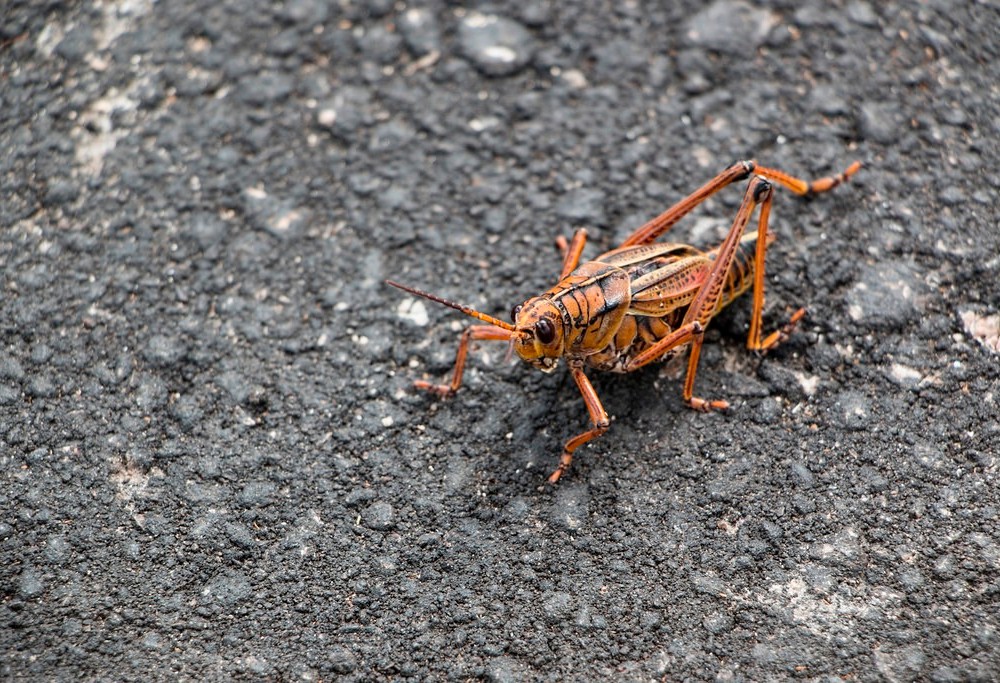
789;461;815;488
874;645;926;682
547;485;588;531
857;102;900;144
363;501;395;531
345;488;377;508
143;335;188;368
0;356;25;381
327;646;357;674
19;567;44;598
188;213;228;249
135;374;168;411
833;390;872;431
961;311;1000;353
846;0;879;27
458;13;534;76
685;0;777;55
282;0;328;26
203;571;252;606
555;188;606;226
398;8;442;57
541;591;574;623
44;179;79;207
238;481;276;507
55;24;95;61
887;362;923;389
846;261;922;330
703;612;734;634
237;71;294;106
27;375;57;398
356;24;402;64
243;188;310;240
225;522;257;549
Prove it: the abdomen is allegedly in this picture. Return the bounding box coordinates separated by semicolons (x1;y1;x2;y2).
584;231;765;372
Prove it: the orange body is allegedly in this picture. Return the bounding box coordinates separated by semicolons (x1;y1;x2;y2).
513;233;762;374
387;158;861;483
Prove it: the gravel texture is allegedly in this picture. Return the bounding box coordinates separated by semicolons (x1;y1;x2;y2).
2;1;999;680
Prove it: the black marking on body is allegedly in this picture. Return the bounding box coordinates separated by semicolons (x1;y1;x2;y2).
585;312;685;373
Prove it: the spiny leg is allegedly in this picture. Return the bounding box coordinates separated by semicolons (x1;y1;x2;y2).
414;325;512;397
753;307;807;353
620;161;754;247
747;176;816;351
684;177;773;328
680;326;729;411
755;160;861;197
673;176;774;409
619;159;861;248
548;365;609;484
554;228;588;278
741;163;861;351
624;177;774;410
744;196;805;352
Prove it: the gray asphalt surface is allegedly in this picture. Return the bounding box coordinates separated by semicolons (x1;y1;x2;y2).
3;1;1000;680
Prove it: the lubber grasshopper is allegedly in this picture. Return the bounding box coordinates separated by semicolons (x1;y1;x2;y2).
388;159;861;483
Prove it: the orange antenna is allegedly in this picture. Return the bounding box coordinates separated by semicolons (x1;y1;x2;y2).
386;280;515;331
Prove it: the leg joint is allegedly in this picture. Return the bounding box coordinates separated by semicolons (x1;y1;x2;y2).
752;176;773;202
734;159;756;180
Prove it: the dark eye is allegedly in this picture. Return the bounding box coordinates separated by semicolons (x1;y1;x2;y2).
534;318;556;344
510;304;523;322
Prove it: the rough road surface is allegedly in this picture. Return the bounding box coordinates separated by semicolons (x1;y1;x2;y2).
3;1;999;680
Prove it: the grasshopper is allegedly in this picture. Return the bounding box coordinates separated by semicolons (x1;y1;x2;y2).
389;159;861;483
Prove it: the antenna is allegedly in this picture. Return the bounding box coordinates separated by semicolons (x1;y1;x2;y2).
386;280;516;331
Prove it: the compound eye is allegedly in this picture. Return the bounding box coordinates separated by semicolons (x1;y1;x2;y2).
510;304;523;322
534;318;556;344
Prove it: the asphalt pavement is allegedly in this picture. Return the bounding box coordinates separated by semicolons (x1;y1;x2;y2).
2;1;999;680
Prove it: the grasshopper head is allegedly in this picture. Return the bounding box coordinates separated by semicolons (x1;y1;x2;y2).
511;297;564;372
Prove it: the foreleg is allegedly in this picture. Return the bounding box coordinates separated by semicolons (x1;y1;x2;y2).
548;366;610;483
414;325;512;397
